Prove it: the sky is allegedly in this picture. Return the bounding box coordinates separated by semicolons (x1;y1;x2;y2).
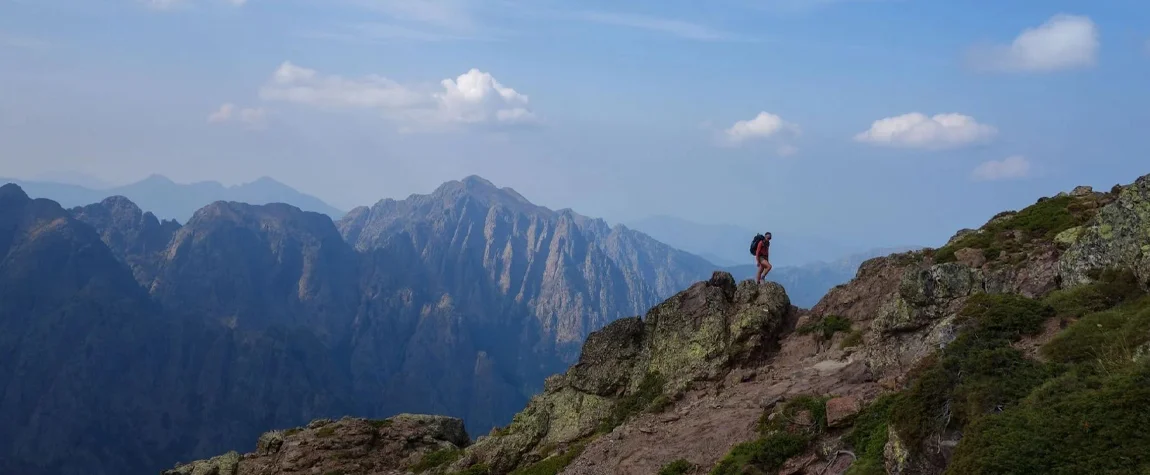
1;0;1149;249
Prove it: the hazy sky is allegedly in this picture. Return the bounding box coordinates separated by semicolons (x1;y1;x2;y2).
2;0;1148;249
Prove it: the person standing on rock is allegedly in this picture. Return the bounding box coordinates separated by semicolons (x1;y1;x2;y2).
750;232;772;283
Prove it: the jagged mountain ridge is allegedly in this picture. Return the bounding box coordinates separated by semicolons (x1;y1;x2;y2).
0;175;718;475
169;173;1150;475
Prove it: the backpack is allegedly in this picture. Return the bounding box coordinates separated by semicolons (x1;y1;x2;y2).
749;234;765;256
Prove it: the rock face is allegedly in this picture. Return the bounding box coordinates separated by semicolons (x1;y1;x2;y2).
163;415;469;475
1060;174;1150;288
446;272;795;474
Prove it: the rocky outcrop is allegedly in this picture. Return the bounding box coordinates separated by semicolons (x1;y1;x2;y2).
446;272;795;474
163;414;469;475
70;195;180;285
1059;174;1150;288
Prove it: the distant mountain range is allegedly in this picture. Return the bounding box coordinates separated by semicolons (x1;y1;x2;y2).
626;214;861;268
0;174;344;222
0;175;717;475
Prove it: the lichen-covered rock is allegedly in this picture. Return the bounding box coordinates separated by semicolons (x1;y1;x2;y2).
953;247;986;268
450;271;795;474
825;396;861;428
873;263;983;334
163;451;240;475
1059;173;1150;289
162;415;469;475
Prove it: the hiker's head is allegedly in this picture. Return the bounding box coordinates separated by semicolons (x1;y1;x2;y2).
765;232;772;240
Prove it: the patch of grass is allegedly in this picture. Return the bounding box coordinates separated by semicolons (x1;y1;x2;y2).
1042;295;1150;372
659;459;696;475
711;395;828;475
411;448;463;473
709;432;809;475
367;419;392;429
840;329;864;349
283;428;301;437
598;372;667;432
797;315;853;341
1044;268;1145;319
509;442;586;475
934;195;1099;263
844;395;896;475
315;426;337;438
448;464;490;475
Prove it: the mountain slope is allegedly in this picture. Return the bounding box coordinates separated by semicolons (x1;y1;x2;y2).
0;185;352;475
2;174;344;222
170;173;1150;475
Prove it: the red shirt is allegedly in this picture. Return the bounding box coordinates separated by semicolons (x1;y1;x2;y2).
756;239;769;259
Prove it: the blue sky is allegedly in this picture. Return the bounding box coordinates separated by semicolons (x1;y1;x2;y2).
1;0;1148;249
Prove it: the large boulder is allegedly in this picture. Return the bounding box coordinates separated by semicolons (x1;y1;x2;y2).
1060;174;1150;289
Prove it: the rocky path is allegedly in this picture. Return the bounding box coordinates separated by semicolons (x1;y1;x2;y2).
562;330;883;475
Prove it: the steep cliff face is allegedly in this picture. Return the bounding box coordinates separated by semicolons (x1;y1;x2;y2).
338;176;714;359
70;195;181;285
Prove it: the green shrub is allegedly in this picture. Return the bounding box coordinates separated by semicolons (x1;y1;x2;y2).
844;396;895;475
1044;268;1145;319
840;329;864;348
598;372;666;432
1042;296;1150;372
510;443;586;475
316;426;337;438
448;464;490;475
283;427;301;436
367;419;392;429
890;294;1054;445
659;459;695;475
411;448;463;473
947;362;1150;474
797;315;852;341
758;395;830;435
709;432;809;475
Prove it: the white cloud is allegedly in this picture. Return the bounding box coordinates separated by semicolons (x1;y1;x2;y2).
723;111;799;143
207;103;266;128
853;112;997;150
967;14;1098;73
576;12;735;41
258;62;537;130
972;156;1031;181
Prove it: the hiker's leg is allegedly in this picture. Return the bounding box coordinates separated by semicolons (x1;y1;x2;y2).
763;260;772;276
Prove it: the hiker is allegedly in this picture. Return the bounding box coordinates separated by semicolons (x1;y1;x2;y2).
750;232;772;283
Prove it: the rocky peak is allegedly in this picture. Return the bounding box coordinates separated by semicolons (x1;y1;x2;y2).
0;182;30;205
70;195;180;285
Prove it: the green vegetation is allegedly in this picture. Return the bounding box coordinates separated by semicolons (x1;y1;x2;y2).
367;419;392;429
412;448;463;473
889;294;1054;444
598;372;667;432
711;396;829;474
447;464;490;475
283;427;301;436
840;329;864;349
796;315;852;341
316;426;337;438
934;195;1101;263
658;459;696;475
509;443;587;475
825;273;1150;474
844;396;895;475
